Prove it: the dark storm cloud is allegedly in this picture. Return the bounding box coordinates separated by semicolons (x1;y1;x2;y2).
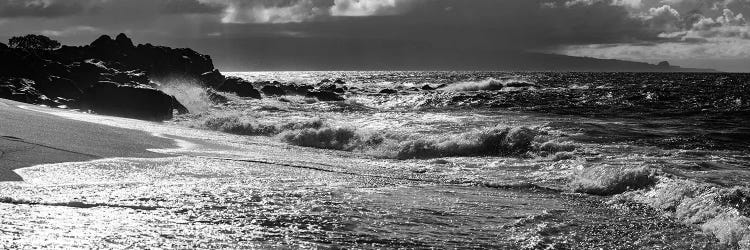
1;0;747;70
159;0;224;14
0;0;92;18
213;0;658;50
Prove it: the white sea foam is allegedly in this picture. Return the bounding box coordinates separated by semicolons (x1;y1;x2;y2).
443;78;535;92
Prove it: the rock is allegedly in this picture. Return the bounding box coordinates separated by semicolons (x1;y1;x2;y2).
0;78;54;105
115;33;134;48
333;87;345;93
219;77;261;99
379;89;398;94
37;76;84;100
261;85;286;96
205;89;229;104
319;83;337;92
90;35;116;48
0;42;7;50
334;79;346;85
504;81;536;88
280;83;313;95
318;79;331;85
200;70;225;87
82;81;186;121
421;85;435;91
657;61;671;67
306;91;344;101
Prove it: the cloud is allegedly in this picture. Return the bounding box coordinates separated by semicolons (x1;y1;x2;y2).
217;0;332;23
0;0;97;18
40;25;100;37
330;0;417;16
159;0;224;14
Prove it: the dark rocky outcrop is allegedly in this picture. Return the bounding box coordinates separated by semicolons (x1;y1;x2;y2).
0;78;54;106
379;89;398;94
261;85;286;96
306;91;344;101
218;77;261;99
421;85;435;91
82;81;187;121
0;33;242;121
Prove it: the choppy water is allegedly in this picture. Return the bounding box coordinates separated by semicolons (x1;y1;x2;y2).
2;71;749;249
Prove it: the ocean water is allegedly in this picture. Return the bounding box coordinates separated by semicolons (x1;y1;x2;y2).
1;71;749;249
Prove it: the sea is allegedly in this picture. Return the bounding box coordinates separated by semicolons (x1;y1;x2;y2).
1;71;748;249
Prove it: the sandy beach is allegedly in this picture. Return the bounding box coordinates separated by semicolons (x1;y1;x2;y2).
0;98;175;181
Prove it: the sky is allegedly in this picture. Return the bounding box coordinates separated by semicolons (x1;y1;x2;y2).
0;0;749;72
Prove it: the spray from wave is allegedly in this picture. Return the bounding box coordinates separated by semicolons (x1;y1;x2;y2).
155;78;214;113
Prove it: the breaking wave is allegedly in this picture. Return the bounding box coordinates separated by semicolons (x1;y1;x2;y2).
443;78;536;92
571;165;658;196
187;112;578;160
279;125;577;160
616;178;750;248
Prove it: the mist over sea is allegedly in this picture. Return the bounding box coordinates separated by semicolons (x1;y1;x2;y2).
2;71;749;248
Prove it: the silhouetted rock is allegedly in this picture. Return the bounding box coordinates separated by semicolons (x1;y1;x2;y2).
82;81;187;121
90;35;116;49
115;33;134;48
261;85;285;96
37;76;83;100
306;91;344;101
318;79;331;85
0;78;54;105
504;82;536;88
421;85;435;91
279;83;313;95
219;77;261;99
379;89;398;94
0;33;233;120
200;69;225;87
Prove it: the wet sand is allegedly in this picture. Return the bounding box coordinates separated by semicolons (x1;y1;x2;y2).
0;98;176;181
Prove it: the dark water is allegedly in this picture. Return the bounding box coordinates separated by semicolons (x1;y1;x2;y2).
1;72;748;248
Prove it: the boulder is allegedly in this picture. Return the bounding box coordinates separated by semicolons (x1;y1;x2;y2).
115;33;134;48
37;76;84;100
205;89;229;104
219;76;261;99
306;91;344;101
280;83;313;95
379;89;398;94
200;70;225;87
82;81;187;121
261;85;285;96
0;78;54;105
318;79;331;85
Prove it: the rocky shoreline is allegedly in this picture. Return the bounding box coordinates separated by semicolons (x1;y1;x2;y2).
0;33;348;121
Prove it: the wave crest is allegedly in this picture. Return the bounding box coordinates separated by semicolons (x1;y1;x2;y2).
443;78;536;92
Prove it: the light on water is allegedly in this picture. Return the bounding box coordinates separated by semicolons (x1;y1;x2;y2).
3;71;749;249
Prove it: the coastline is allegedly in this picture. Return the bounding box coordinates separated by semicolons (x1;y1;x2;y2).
0;98;176;181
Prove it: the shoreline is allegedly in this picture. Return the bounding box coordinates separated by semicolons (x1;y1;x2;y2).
0;98;177;182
